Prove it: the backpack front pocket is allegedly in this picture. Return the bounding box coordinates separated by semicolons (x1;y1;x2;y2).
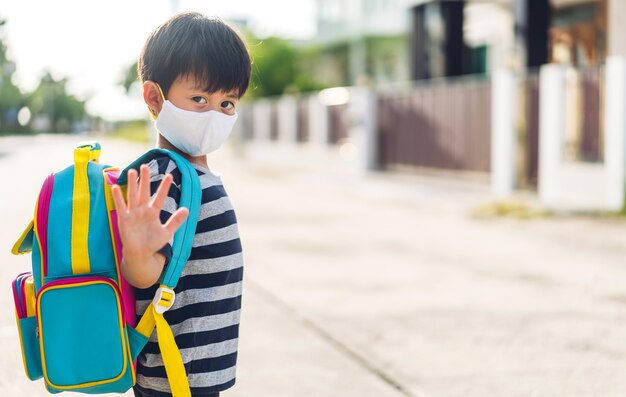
37;277;132;391
12;273;43;380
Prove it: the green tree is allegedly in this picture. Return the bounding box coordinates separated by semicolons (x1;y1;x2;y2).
121;61;138;94
247;36;297;97
27;72;87;133
0;18;26;133
246;35;329;98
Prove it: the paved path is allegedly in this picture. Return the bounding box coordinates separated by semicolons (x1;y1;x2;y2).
2;134;626;396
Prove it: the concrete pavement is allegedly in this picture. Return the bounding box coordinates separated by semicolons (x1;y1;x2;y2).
2;134;626;396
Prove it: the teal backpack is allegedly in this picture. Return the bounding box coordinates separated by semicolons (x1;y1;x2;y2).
11;142;201;396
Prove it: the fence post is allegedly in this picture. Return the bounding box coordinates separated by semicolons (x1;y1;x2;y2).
538;64;567;206
252;99;272;142
277;95;298;144
348;87;378;171
491;69;519;198
308;94;329;149
604;56;626;211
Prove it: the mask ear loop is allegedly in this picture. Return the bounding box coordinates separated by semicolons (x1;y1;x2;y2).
149;83;166;120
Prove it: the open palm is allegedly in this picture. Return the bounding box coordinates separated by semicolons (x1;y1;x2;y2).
111;164;189;265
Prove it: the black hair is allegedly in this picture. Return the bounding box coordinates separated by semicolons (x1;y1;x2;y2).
138;12;251;98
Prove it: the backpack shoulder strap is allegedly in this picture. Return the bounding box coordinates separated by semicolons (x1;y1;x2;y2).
123;149;200;397
118;148;202;289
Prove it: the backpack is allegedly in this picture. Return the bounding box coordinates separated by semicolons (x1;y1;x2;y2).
11;142;201;396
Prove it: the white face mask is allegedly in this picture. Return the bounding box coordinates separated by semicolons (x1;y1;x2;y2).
155;100;238;156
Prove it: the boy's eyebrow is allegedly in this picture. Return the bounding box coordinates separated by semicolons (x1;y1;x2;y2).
190;84;239;99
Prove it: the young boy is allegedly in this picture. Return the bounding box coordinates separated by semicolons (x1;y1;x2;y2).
111;12;251;397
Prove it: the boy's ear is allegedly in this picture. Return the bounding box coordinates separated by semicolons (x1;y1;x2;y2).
143;81;163;119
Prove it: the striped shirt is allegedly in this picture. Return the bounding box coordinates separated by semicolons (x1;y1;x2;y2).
133;155;243;396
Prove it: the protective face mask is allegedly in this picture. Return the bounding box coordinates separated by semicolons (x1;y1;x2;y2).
155;100;238;156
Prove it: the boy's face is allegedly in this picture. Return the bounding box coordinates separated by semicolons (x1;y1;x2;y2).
163;74;239;116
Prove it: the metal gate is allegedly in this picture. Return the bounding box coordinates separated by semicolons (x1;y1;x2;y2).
377;77;492;173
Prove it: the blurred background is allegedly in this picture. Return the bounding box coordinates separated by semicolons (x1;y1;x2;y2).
3;0;626;396
0;0;622;209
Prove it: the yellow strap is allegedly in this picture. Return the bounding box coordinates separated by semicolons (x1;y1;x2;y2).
90;149;101;162
153;307;191;397
135;306;156;338
24;277;36;317
71;146;92;274
136;302;191;397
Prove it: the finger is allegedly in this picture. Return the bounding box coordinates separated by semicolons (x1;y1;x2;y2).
163;207;189;235
150;174;173;210
111;185;128;214
138;164;151;205
127;169;138;209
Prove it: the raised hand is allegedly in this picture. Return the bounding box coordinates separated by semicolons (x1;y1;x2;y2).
111;164;189;287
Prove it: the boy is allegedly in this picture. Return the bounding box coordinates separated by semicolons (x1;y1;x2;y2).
111;12;251;397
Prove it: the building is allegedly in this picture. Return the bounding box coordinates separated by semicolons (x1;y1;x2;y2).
313;0;411;86
245;0;626;211
313;0;610;84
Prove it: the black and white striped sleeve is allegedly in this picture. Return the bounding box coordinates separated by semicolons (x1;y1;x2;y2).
147;156;182;264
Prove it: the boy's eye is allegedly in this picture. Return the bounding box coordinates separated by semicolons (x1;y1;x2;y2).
221;101;235;110
192;96;207;104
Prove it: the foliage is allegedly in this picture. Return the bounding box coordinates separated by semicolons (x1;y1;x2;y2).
121;61;139;94
0;18;27;133
0;17;89;134
109;119;150;143
27;72;87;133
298;41;350;88
246;34;331;98
246;35;297;97
363;34;408;82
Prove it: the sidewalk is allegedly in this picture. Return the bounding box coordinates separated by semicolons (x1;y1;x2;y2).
2;134;626;396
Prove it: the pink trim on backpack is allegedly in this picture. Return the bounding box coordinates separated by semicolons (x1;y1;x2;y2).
110;209;136;327
19;276;29;315
37;174;54;277
12;273;31;319
103;168;137;327
12;276;25;318
104;169;120;185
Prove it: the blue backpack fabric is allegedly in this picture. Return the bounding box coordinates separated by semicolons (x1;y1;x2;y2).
11;142;201;396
